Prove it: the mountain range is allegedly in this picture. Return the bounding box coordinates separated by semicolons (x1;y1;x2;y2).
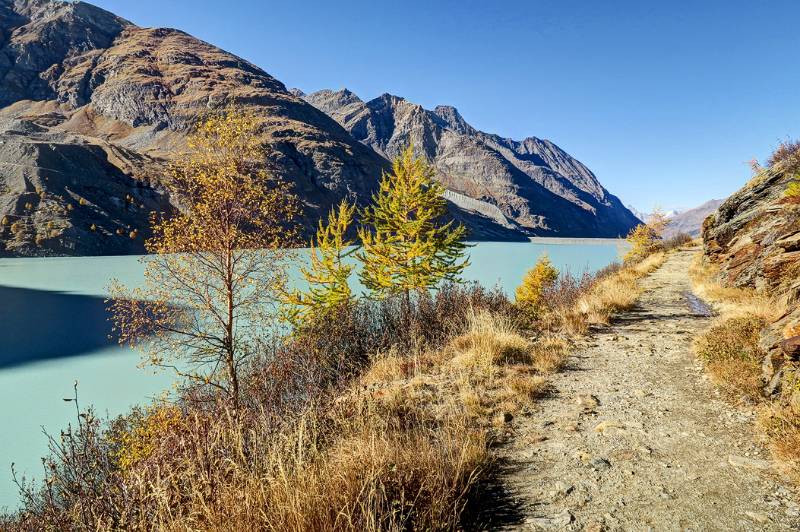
627;200;723;238
0;0;639;257
301;89;640;238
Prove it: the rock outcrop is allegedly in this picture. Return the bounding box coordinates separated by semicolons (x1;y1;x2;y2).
703;167;800;393
303;89;640;238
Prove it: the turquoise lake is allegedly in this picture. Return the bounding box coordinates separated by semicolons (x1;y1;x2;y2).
0;239;625;510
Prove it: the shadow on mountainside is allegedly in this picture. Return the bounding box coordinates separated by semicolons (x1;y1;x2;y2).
0;285;118;369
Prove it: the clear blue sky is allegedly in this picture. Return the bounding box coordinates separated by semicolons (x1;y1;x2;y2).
91;0;800;212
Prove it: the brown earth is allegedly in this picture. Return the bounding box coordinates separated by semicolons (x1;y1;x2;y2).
491;249;799;530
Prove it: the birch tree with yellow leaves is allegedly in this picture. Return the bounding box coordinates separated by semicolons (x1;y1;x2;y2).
108;107;300;410
357;145;469;299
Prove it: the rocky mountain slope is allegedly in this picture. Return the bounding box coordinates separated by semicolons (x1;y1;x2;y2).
664;199;723;237
0;0;389;256
0;0;637;257
302;89;640;238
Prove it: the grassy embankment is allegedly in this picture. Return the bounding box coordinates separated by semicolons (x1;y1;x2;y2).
691;256;799;482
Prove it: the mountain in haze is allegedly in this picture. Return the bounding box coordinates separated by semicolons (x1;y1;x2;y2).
0;0;637;257
663;199;723;238
626;200;723;238
301;88;640;238
626;205;679;222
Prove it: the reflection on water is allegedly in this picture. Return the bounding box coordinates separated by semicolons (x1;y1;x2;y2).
0;240;624;509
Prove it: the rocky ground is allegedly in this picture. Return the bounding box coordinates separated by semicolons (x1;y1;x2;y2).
492;249;800;531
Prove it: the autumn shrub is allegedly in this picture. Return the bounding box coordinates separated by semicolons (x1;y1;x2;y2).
767;139;800;174
786;178;800;199
693;315;766;401
515;254;558;319
624;224;663;263
662;232;693;251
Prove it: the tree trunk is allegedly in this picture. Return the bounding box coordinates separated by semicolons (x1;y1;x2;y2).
225;247;239;412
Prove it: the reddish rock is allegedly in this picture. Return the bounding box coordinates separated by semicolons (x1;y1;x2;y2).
782;336;800;361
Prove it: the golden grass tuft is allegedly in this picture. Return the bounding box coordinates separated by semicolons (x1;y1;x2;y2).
693;315;766;401
758;401;800;483
575;270;641;325
450;310;532;370
530;336;570;374
689;255;786;321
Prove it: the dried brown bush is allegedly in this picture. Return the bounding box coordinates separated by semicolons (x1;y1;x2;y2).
693;315;766;401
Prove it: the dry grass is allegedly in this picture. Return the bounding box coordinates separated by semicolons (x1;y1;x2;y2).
693;313;766;402
690;252;800;481
109;404;489;532
758;400;800;483
689;256;785;321
451;310;533;370
545;252;666;335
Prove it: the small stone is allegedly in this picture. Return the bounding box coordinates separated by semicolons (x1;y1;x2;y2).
589;457;612;471
548;481;574;499
576;394;600;412
744;511;770;524
583;521;604;532
526;509;574;528
576;451;592;463
594;420;625;435
728;455;771;470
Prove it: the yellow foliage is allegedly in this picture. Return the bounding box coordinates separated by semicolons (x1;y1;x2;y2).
108;107;300;410
786;177;800;199
113;405;183;473
624;208;668;263
515;254;558;317
283;200;356;327
357;145;469;297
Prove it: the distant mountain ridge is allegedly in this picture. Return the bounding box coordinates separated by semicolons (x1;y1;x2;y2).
626;200;723;237
664;199;723;237
301;88;640;238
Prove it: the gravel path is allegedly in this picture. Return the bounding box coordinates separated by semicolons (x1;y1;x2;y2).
495;249;800;531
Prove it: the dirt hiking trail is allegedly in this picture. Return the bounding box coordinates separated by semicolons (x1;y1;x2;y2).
495;249;800;531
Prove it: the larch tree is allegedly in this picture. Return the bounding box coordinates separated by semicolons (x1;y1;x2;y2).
516;253;559;317
357;145;469;298
624;207;668;264
108;107;300;411
282;199;357;327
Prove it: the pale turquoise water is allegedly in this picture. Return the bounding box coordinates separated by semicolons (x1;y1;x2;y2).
0;240;624;510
